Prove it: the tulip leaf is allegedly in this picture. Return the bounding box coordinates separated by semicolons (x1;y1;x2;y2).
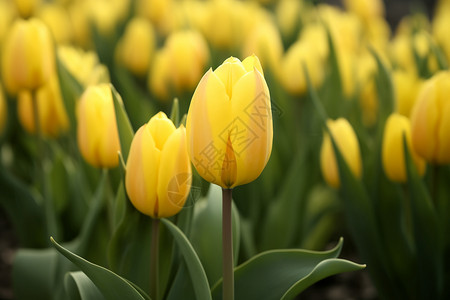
51;237;148;300
56;55;84;135
111;84;135;162
161;218;212;300
65;271;105;300
0;168;47;247
211;239;365;300
304;65;403;298
403;136;442;298
170;98;180;127
189;184;240;285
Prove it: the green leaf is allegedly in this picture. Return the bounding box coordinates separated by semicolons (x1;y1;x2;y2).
211;239;365;300
170;98;180;127
403;136;442;298
189;184;240;285
110;84;135;162
161;218;212;300
65;272;105;300
56;55;84;135
51;238;149;300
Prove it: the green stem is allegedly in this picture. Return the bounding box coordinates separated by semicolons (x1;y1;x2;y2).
32;90;58;241
151;218;160;300
222;188;234;300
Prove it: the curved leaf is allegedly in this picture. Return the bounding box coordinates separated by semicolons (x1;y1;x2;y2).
65;271;104;300
160;218;212;300
111;84;134;162
211;239;364;300
51;238;148;300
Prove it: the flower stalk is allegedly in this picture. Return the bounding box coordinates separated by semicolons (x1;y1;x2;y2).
222;188;234;300
150;218;160;300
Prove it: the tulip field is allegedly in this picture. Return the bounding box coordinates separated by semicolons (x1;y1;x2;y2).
1;0;450;299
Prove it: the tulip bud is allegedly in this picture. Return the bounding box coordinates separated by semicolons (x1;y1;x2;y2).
382;114;426;182
77;84;120;168
17;75;69;138
393;70;423;117
2;18;55;95
343;0;385;21
186;55;273;189
411;71;450;164
37;3;73;45
116;17;155;77
13;0;41;18
0;83;7;135
320;118;362;188
126;112;192;218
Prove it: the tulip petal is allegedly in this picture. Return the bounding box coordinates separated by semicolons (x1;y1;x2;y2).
214;57;247;98
126;125;160;217
229;69;273;187
157;127;192;218
186;69;231;187
147;112;176;150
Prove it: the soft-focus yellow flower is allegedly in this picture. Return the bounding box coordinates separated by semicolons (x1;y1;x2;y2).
320;118;362;188
242;20;283;74
0;83;7;135
356;51;379;127
88;0;130;37
77;84;120;168
68;0;91;48
37;3;72;45
148;30;210;100
126;112;191;218
135;0;173;35
2;18;55;94
433;9;450;64
343;0;385;21
13;0;41;18
276;0;302;40
382;113;426;183
116;17;155;77
281;40;324;95
17;75;69;138
165;30;210;92
186;55;272;189
58;46;109;86
0;1;16;44
411;71;450;164
393;70;423;117
148;49;170;101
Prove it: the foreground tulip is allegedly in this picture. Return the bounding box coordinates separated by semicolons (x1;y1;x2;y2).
186;55;273;189
1;18;55;94
77;84;120;168
18;75;69;138
126;112;191;218
411;71;450;164
382;114;426;183
320;118;362;188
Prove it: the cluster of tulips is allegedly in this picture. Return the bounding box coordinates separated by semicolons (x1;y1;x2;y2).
1;0;450;299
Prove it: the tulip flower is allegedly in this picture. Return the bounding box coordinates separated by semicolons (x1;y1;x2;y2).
13;0;41;18
186;55;273;189
77;84;120;168
37;3;73;45
1;18;55;94
116;17;155;77
17;75;69;138
393;70;423;117
382;114;426;183
0;83;6;135
125;112;191;218
320;118;362;188
411;71;450;164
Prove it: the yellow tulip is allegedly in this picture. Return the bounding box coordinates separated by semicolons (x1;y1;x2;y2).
186;55;273;189
37;3;73;45
148;49;170;101
275;0;302;40
126;112;191;218
343;0;385;21
1;18;55;94
411;71;450;164
0;83;7;135
77;84;120;168
17;75;69;138
320;118;362;188
13;0;41;18
0;1;15;44
116;17;155;77
393;70;423;117
382;114;426;183
433;9;450;65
